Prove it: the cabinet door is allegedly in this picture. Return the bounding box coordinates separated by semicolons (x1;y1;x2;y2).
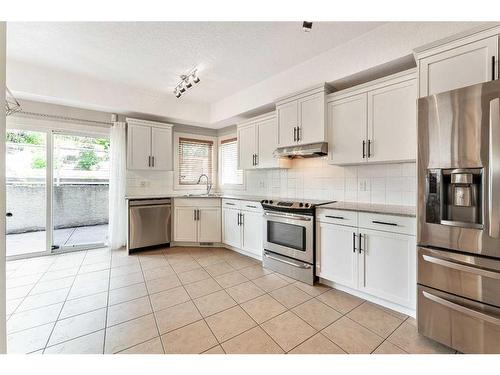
358;229;416;308
241;210;263;257
277;100;298;147
298;92;325;144
328;93;367;165
419;36;498;97
316;222;358;288
174;207;197;242
198;207;221;243
256;117;278;169
237;124;256;170
367;79;417;163
151;126;173;170
222;208;241;248
127;124;151;170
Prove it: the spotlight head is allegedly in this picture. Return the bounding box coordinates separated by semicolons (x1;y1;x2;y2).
302;21;313;32
179;86;186;94
186;81;193;89
193;76;200;84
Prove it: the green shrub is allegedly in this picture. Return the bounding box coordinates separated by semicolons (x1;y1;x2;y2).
77;150;100;170
31;157;46;169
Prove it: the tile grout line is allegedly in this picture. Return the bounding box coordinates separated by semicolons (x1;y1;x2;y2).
101;250;114;354
42;250;89;353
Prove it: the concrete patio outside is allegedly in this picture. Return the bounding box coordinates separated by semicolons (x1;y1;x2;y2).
6;224;108;258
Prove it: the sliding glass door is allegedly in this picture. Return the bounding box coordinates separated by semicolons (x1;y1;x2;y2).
6;128;50;258
52;132;110;252
6;125;110;259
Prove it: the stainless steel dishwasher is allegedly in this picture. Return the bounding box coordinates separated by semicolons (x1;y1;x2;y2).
128;198;171;252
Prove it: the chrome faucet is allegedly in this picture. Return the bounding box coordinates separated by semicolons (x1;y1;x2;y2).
197;174;212;195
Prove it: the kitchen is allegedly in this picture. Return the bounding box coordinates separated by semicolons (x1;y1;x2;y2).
1;12;500;366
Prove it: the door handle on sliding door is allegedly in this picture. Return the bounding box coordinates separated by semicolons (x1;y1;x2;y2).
489;98;500;238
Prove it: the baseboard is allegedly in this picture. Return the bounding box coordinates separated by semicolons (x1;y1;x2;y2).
319;277;416;318
170;241;225;248
222;244;262;261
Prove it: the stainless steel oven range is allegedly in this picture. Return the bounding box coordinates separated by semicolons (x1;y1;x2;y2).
262;199;334;285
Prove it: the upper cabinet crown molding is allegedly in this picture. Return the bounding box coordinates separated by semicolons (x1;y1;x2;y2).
126;118;173;171
327;69;417;166
275;83;333;148
414;25;500;98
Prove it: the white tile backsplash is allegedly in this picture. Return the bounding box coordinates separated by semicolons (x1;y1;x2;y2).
126;157;416;207
221;157;416;206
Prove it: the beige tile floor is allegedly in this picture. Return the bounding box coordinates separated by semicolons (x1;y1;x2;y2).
5;246;457;354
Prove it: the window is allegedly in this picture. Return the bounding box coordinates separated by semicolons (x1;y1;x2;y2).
178;137;214;185
219;137;243;186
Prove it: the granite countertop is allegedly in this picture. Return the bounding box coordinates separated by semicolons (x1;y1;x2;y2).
319;201;416;217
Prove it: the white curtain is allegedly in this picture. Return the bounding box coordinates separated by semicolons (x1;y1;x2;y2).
108;122;127;250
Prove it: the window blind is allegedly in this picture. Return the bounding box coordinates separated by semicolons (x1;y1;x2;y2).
178;137;214;185
220;138;243;185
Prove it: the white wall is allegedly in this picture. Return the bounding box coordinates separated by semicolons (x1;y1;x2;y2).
222;158;416;206
1;21;7;354
210;22;489;124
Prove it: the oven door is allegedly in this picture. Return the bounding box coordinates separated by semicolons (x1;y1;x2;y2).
263;211;313;264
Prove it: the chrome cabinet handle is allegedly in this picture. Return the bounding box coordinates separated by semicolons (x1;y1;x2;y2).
240;213;244;226
193;209;196;221
293;127;297;142
152;156;155;167
225;202;235;206
255;154;258;166
362;140;366;158
422;290;500;326
367;140;372;158
264;253;312;269
352;232;357;253
148;156;151;167
422;254;500;280
297;126;301;142
493;56;496;81
489;98;500;238
358;233;363;254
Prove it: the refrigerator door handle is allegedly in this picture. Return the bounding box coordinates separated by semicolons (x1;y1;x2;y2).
422;290;500;326
489;98;500;238
422;254;500;280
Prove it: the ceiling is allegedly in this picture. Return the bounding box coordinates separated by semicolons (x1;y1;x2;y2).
7;22;385;104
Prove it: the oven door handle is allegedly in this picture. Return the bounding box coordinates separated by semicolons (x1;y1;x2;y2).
422;290;500;326
264;253;312;269
264;212;312;221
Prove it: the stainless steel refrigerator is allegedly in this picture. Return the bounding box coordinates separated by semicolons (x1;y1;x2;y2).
417;79;500;354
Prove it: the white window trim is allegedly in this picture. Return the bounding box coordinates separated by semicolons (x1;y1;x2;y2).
173;132;218;191
218;133;245;190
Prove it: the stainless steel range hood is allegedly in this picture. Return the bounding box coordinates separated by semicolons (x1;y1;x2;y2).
273;142;328;158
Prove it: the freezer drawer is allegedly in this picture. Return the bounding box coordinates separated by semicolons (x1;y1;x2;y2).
418;246;500;307
418;285;500;353
129;200;171;250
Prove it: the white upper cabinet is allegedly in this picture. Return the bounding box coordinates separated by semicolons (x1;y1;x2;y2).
127;123;151;170
367;79;417;163
328;93;367;165
327;69;417;165
237;124;256;170
414;27;500;97
237;112;291;170
276;84;330;147
151;126;173;170
276;101;298;147
127;118;173;171
298;92;325;144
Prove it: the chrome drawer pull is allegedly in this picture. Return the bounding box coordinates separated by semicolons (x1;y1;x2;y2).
225;203;236;206
264;253;312;269
372;220;398;226
246;205;257;208
422;291;500;326
326;215;344;220
422;254;500;280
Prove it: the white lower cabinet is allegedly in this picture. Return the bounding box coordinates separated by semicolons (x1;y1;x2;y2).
198;207;221;243
316;222;358;289
222;208;242;248
317;210;416;311
173;198;221;243
357;229;416;308
222;202;263;258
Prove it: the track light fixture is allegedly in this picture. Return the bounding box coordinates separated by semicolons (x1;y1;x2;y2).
173;68;201;98
302;21;313;32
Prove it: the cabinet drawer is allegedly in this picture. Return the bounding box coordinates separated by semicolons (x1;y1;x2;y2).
222;199;241;209
316;208;357;227
358;212;415;235
240;200;262;212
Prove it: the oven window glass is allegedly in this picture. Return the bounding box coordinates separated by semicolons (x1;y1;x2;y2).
267;221;306;251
